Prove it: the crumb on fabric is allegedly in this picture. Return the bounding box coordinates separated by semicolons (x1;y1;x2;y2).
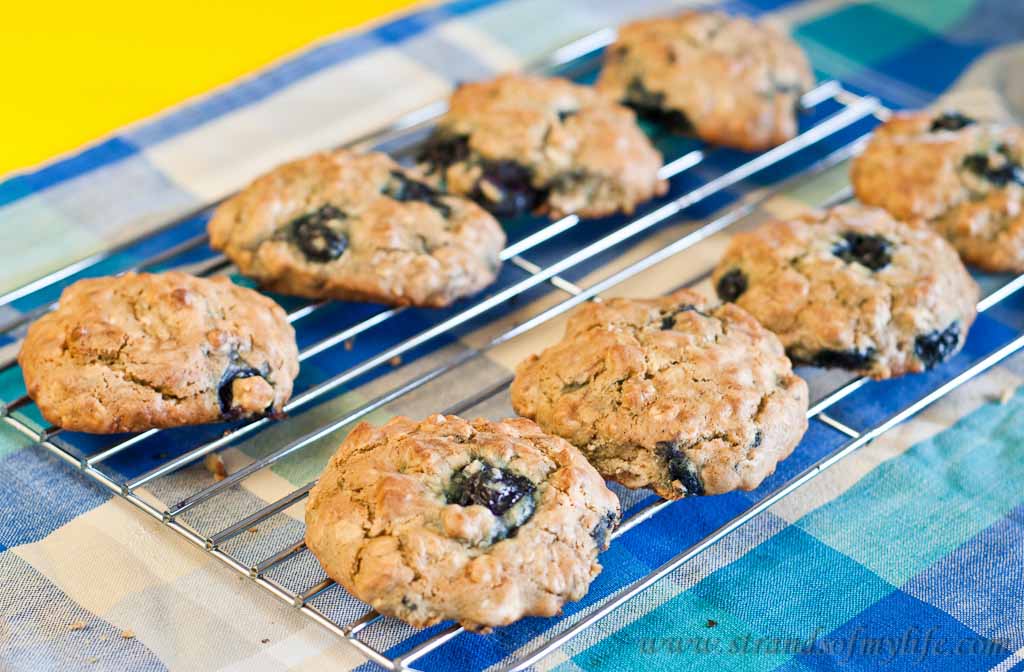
204;453;227;481
390;355;402;367
706;619;718;628
121;629;135;639
261;638;270;644
69;620;88;631
999;386;1017;405
344;338;355;351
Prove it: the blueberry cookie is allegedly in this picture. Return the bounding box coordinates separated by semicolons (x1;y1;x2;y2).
417;74;666;219
304;414;620;631
18;272;299;434
510;290;808;500
712;204;979;379
596;10;814;151
208;150;505;308
851;111;1024;272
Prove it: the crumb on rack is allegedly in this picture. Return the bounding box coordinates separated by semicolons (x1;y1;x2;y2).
390;355;402;367
248;527;259;534
204;453;227;481
999;385;1017;405
68;620;88;631
121;629;135;639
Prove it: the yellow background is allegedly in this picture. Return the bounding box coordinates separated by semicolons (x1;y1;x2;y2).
1;1;420;177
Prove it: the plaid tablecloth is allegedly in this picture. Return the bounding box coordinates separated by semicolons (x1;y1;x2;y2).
2;1;1024;670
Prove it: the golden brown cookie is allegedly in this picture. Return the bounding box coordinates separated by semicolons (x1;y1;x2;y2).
305;414;620;631
510;289;808;500
209;150;505;308
712;204;979;379
852;110;1024;272
417;73;666;219
18;272;299;433
596;10;814;151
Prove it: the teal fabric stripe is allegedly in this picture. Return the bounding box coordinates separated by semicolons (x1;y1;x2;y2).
796;388;1024;586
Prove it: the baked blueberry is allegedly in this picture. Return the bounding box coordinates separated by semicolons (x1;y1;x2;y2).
660;304;705;330
808;348;877;371
915;322;961;369
590;510;619;549
715;268;748;302
384;171;452;217
962;148;1024;187
447;460;536;518
658;440;705;496
473;160;546;218
832;231;893;271
288;205;348;262
930;111;975;132
623;77;694;134
417;133;471;173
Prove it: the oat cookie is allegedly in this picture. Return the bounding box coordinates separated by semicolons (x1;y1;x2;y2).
208;150;506;307
596;10;814;151
510;290;808;500
304;414;620;631
712;204;980;379
18;272;299;434
417;73;666;219
852;110;1024;272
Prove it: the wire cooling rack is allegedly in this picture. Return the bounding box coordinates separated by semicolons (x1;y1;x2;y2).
4;24;1024;672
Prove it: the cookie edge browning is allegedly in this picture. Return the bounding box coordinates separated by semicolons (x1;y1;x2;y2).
510;289;810;499
17;272;299;434
304;414;621;631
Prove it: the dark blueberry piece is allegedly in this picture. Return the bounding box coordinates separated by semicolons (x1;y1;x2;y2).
715;269;748;302
401;596;418;611
930;112;975;132
218;363;264;417
915;322;961;370
384;171;452;217
751;430;762;449
416;133;471;173
659;304;705;330
832;231;893;271
657;441;705;496
623;77;694;134
807;348;877;371
962;149;1024;187
447;463;536;517
288;205;348;262
474;160;547;218
590;510;619;550
557;109;578;122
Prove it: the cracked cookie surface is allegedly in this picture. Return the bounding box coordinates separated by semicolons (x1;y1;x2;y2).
851;110;1024;272
208;150;505;307
18;272;299;434
510;290;808;500
304;414;620;631
596;10;814;151
712;204;979;379
417;73;666;219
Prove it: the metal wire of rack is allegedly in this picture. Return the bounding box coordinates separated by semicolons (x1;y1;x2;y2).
4;25;1024;672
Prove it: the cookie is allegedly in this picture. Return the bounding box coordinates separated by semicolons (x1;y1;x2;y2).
417;73;666;219
18;272;299;434
510;289;808;500
851;110;1024;272
208;150;506;308
304;414;620;631
596;10;813;152
712;204;979;379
